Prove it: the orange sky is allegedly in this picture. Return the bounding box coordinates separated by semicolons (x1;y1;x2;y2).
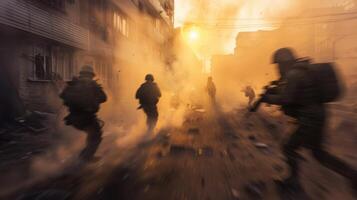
174;0;356;55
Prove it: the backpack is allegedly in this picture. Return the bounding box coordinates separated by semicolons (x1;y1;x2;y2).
309;63;344;103
60;78;101;113
136;82;161;105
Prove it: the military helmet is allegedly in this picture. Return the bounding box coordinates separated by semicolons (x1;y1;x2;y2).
80;65;95;76
272;48;297;64
145;74;154;81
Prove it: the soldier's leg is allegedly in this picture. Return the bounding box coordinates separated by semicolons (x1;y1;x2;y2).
143;107;151;127
79;116;103;161
145;106;158;131
283;127;305;182
311;135;357;182
305;123;357;195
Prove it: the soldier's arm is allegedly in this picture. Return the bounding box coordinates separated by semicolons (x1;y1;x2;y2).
135;86;142;99
93;82;107;103
263;70;303;105
155;84;162;98
98;86;107;103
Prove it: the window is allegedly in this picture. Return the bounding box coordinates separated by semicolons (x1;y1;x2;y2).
113;11;129;37
32;45;52;80
94;60;113;86
31;45;73;81
52;46;74;81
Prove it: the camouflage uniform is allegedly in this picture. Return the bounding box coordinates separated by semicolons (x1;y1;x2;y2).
60;66;107;161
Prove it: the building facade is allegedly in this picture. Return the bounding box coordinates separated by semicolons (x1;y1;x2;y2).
0;0;174;117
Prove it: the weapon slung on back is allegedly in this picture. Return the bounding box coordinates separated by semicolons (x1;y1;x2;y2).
249;80;280;112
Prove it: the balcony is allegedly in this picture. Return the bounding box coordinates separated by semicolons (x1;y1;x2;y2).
0;0;89;49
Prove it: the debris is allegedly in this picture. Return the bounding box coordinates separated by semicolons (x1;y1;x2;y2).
198;147;214;157
244;181;266;199
254;143;271;155
170;145;196;157
231;188;240;199
248;135;256;141
254;143;269;148
188;128;200;135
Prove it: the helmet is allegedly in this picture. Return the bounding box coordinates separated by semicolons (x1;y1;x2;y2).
272;48;297;64
145;74;154;81
80;65;95;76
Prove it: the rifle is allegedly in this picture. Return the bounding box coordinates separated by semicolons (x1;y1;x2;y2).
249;80;280;112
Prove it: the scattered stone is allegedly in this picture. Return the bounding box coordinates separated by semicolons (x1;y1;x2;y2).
170;145;196;157
254;143;269;148
231;188;240;199
188;128;200;135
254;143;272;155
248;135;256;141
244;181;266;199
199;147;214;157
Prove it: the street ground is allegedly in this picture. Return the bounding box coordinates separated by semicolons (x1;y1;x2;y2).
0;104;356;200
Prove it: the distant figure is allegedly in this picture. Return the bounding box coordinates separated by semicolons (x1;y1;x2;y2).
136;74;161;132
260;48;357;194
206;76;216;103
60;65;107;162
242;86;255;107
